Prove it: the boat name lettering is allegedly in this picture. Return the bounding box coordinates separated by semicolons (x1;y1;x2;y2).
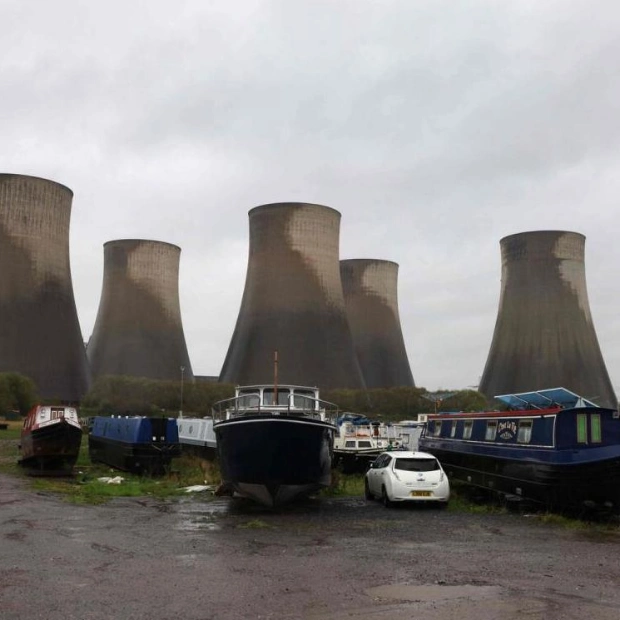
497;421;517;439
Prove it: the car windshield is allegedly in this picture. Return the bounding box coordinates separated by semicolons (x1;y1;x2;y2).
394;457;439;472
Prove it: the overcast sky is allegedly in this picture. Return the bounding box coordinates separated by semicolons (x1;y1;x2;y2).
2;0;620;393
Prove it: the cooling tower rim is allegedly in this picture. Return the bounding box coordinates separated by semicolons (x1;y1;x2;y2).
500;230;585;244
340;258;399;268
0;172;73;196
103;239;182;251
249;202;341;217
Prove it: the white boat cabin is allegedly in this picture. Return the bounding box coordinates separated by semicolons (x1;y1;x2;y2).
23;406;80;432
212;385;338;423
176;416;217;449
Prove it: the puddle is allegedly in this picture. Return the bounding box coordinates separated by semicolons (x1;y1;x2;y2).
176;517;221;532
175;554;199;567
366;583;502;603
174;498;230;532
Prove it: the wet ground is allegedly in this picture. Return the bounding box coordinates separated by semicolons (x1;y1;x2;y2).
1;473;620;620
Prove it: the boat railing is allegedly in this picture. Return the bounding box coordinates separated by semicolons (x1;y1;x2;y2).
212;393;339;423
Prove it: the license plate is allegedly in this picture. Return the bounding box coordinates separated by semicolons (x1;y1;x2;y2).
410;491;432;497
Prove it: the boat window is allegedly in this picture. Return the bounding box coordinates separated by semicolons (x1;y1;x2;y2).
358;441;372;448
263;389;289;406
238;393;260;408
517;420;533;443
485;421;497;441
590;414;602;443
463;421;473;439
450;421;457;438
431;421;442;437
576;414;587;443
293;390;316;408
395;457;439;472
345;440;356;448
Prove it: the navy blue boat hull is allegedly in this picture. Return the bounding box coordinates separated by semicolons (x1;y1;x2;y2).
88;435;181;475
420;439;620;511
214;415;335;507
89;416;181;476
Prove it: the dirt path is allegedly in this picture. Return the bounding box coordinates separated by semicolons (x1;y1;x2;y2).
1;473;619;619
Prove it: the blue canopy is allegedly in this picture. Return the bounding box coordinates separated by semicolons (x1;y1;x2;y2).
337;412;373;426
495;387;598;410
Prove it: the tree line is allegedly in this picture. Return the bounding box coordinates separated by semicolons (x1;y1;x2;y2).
0;372;490;421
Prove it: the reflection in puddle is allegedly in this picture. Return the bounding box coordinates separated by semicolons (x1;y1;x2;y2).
367;583;502;602
174;498;230;532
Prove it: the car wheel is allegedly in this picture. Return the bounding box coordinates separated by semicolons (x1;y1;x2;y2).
364;479;373;500
381;486;392;508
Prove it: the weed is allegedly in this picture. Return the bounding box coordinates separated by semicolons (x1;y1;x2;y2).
237;519;271;529
321;470;365;497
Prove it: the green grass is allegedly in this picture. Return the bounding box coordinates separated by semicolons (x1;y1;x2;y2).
237;519;271;529
446;483;508;515
1;427;617;529
321;470;365;497
0;419;23;441
0;428;221;503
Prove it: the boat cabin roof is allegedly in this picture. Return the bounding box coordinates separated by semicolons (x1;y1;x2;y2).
495;387;598;410
428;388;605;421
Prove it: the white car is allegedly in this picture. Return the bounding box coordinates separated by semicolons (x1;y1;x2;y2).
365;451;450;507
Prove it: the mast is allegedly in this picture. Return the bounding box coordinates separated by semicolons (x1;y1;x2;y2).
273;350;279;406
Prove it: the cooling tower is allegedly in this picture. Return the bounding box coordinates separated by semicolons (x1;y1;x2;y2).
0;174;91;401
340;259;415;388
219;203;365;390
479;231;616;408
87;240;193;381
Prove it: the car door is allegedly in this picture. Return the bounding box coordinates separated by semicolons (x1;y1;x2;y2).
368;454;388;494
367;455;384;494
378;455;393;493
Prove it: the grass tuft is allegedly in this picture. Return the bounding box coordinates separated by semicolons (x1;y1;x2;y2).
321;469;365;497
237;519;271;529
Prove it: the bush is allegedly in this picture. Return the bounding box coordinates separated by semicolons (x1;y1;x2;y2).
0;372;38;416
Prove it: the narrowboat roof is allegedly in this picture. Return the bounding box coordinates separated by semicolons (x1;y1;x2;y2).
495;387;599;410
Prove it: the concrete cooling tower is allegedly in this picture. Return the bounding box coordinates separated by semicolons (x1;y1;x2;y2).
219;203;365;390
0;174;91;401
479;231;616;408
87;240;193;381
340;259;414;388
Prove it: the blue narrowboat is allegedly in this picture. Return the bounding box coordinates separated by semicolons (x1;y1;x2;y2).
419;388;620;512
89;416;181;475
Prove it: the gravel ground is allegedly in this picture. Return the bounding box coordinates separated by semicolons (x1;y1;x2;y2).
1;473;620;620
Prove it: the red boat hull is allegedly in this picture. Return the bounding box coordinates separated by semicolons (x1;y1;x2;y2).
19;418;83;473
